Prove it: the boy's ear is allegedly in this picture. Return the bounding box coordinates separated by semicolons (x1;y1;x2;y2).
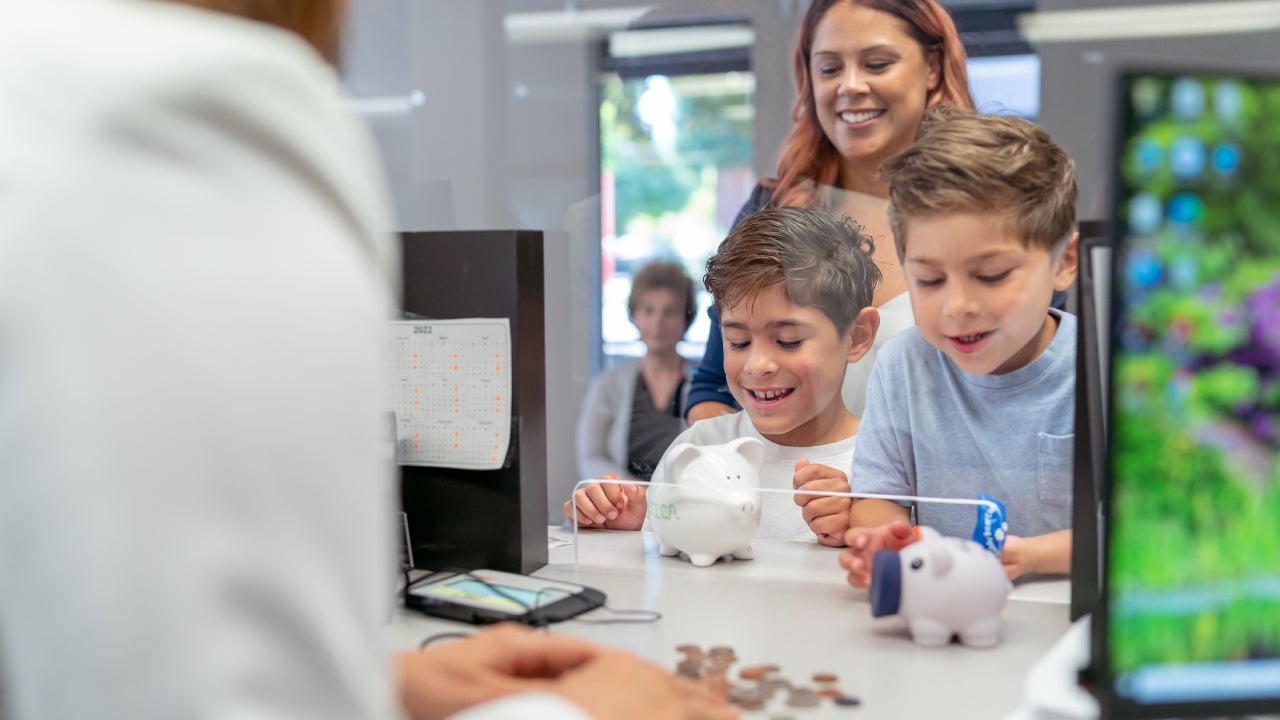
844;307;880;363
1052;231;1080;292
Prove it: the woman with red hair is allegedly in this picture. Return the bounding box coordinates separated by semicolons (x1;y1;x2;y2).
686;0;974;424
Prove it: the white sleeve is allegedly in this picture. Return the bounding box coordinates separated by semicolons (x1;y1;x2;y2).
576;369;622;480
448;693;595;720
0;4;400;720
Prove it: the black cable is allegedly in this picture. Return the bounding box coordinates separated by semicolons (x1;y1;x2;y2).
533;586;661;625
569;605;662;625
418;631;473;650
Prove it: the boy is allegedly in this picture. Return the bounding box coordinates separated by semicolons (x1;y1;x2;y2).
839;108;1079;585
565;207;881;545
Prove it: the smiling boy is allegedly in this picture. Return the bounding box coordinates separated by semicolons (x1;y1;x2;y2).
839;108;1079;585
566;207;881;545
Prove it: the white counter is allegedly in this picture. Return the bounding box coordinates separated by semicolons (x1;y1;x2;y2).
388;528;1075;719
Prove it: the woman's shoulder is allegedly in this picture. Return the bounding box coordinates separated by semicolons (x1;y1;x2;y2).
731;181;778;228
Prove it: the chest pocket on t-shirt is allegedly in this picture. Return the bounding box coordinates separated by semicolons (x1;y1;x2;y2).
1036;433;1074;508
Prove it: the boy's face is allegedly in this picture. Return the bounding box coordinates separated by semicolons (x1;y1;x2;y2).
720;283;871;447
902;211;1078;376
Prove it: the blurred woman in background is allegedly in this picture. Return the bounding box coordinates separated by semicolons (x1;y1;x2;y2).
577;260;698;483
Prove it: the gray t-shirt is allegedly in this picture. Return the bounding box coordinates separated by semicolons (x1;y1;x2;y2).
851;310;1076;540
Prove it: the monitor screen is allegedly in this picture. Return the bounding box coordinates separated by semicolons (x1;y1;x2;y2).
1101;69;1280;716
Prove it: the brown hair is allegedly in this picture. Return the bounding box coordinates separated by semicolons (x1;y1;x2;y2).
629;260;697;332
704;207;881;334
881;107;1078;257
771;0;975;209
161;0;346;63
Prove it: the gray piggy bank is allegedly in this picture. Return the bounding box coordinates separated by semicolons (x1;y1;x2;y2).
869;526;1012;647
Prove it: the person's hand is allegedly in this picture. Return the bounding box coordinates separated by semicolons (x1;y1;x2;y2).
551;644;738;720
562;473;647;530
792;459;851;547
397;623;599;720
999;534;1030;580
838;519;916;588
1000;530;1071;580
398;624;737;720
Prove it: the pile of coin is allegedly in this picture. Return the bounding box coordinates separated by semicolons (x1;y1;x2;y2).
672;644;862;713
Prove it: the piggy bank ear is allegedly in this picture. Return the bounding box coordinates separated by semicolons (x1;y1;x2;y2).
664;443;702;481
927;541;955;578
726;437;766;469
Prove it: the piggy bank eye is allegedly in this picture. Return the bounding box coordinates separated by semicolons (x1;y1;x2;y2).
910;558;924;570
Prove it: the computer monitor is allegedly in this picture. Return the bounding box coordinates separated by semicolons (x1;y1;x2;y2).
1094;68;1280;717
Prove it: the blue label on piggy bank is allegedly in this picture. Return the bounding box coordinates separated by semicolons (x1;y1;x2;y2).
972;493;1008;555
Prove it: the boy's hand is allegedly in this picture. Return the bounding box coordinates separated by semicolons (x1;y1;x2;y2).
792;459;851;547
838;519;916;588
999;529;1071;580
562;473;647;530
999;535;1031;580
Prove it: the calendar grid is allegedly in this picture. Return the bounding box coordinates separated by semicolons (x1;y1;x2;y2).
389;319;511;469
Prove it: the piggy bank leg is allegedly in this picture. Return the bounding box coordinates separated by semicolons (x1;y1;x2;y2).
687;553;719;567
957;617;1001;648
907;618;954;647
657;540;681;557
729;545;754;561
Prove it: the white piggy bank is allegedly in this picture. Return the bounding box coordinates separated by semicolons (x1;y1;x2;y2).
646;437;764;567
869;526;1012;647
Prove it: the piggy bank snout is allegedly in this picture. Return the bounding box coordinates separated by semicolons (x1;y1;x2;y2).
731;492;759;516
869;550;902;618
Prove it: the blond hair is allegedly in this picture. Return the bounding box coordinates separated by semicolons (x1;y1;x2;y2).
161;0;346;63
881;107;1077;258
704;207;881;335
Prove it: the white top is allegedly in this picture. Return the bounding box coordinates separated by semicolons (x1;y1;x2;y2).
841;290;914;418
651;412;857;542
0;3;583;720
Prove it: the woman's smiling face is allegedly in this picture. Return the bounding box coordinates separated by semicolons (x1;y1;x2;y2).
809;2;940;176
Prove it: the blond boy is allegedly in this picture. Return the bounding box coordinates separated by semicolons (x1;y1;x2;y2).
566;207;881;545
840;108;1079;584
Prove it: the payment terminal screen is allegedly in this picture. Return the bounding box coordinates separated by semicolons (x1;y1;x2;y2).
1108;69;1280;707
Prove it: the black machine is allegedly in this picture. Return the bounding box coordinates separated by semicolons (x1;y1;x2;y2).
405;569;605;626
397;230;549;575
1070;222;1111;623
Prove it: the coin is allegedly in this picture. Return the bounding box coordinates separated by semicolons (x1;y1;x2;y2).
786;688;822;708
817;687;844;699
834;694;863;707
812;672;838;684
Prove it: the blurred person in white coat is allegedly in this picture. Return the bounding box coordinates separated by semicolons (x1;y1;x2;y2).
0;2;733;719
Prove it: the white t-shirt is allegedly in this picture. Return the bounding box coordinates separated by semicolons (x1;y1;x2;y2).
650;412;857;543
841;291;913;418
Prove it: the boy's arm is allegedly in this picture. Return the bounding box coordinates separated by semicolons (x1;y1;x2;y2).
848;356;917;505
849;498;910;528
1000;529;1071;580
